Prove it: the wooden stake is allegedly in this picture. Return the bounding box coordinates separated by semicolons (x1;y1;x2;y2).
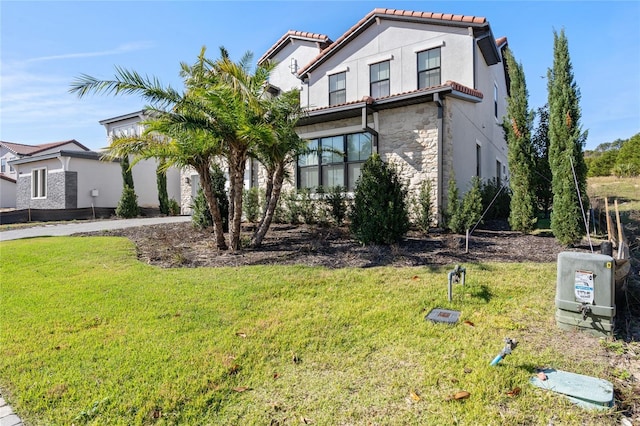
604;197;613;243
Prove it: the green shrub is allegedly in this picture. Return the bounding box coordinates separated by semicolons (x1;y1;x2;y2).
318;185;348;226
242;187;262;223
168;199;180;216
191;188;213;230
298;188;316;224
448;177;483;234
413;179;434;233
480;178;511;220
115;186;139;218
443;173;460;230
191;165;229;231
349;154;409;245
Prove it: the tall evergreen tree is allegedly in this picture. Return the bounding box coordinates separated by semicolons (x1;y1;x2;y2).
156;160;169;215
547;29;588;246
503;48;536;232
532;105;553;217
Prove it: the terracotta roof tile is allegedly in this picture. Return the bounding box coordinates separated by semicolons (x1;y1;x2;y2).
305;81;482;114
297;8;490;77
258;30;332;65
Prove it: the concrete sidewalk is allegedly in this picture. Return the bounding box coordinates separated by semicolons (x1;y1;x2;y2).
0;215;191;242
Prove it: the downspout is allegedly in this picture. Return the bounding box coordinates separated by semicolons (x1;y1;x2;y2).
434;92;444;225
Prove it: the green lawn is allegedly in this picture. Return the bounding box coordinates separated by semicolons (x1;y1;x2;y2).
588;176;640;212
0;237;628;425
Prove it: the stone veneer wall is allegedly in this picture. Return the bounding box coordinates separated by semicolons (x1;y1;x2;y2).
377;104;439;208
16;171;78;209
292;104;442;224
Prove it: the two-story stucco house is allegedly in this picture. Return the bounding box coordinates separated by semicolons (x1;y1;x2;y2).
258;8;510;221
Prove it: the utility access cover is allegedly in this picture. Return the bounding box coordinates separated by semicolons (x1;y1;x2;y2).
425;308;460;324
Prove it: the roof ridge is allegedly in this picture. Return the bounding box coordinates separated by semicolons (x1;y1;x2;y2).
258;30;332;65
297;8;490;77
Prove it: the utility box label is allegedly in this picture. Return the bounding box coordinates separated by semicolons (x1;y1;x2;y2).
574;270;594;304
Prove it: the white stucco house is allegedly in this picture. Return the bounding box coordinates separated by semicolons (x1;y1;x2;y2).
4;115;180;214
257;8;510;219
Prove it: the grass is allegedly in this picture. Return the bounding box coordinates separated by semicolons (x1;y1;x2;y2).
588;176;640;212
0;237;627;425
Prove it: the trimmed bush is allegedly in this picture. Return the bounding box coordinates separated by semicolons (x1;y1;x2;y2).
349;154;409;245
115;186;139;218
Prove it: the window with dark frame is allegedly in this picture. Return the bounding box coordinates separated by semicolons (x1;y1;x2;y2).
417;47;441;89
369;61;390;98
298;132;373;191
329;72;346;106
496;160;502;183
476;144;482;178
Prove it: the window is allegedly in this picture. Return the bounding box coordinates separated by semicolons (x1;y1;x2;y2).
32;168;47;198
418;48;441;89
494;84;498;119
496;160;502;183
476;144;482;177
0;158;6;173
329;72;346;106
298;132;373;191
370;61;390;98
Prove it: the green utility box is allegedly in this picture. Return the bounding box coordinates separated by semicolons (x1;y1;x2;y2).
556;252;616;337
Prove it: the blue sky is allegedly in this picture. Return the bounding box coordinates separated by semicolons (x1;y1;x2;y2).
1;1;638;151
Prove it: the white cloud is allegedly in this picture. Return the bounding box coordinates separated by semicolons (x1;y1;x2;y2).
25;41;155;63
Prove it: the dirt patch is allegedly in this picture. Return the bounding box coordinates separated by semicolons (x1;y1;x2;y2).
85;220;580;269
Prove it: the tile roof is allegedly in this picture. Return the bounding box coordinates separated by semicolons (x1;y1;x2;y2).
297;8;495;77
0;140;89;156
258;30;332;65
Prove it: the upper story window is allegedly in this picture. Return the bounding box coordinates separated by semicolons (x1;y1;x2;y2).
476;144;482;178
1;158;6;173
418;48;441;89
370;61;390;98
329;72;346;106
32;168;47;199
298;132;373;191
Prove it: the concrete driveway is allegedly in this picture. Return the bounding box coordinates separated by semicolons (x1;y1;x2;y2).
0;216;191;242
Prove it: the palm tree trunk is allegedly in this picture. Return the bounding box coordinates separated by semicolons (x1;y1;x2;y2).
228;155;246;251
251;163;284;247
196;164;228;250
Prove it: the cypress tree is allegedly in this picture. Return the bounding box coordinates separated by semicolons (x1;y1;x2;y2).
156;161;169;215
547;29;588;246
503;48;536;232
532;105;553;218
117;155;139;218
120;155;135;189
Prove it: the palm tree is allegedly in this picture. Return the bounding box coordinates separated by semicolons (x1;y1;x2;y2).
250;89;308;247
70;47;230;249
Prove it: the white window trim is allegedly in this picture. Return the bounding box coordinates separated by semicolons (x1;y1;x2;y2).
413;40;446;53
31;167;47;199
366;54;394;65
327;66;349;76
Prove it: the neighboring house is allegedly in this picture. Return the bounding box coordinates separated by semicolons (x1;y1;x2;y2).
99;110;184;213
1;140;90;209
6;135;180;212
0;174;16;208
258;8;510;220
